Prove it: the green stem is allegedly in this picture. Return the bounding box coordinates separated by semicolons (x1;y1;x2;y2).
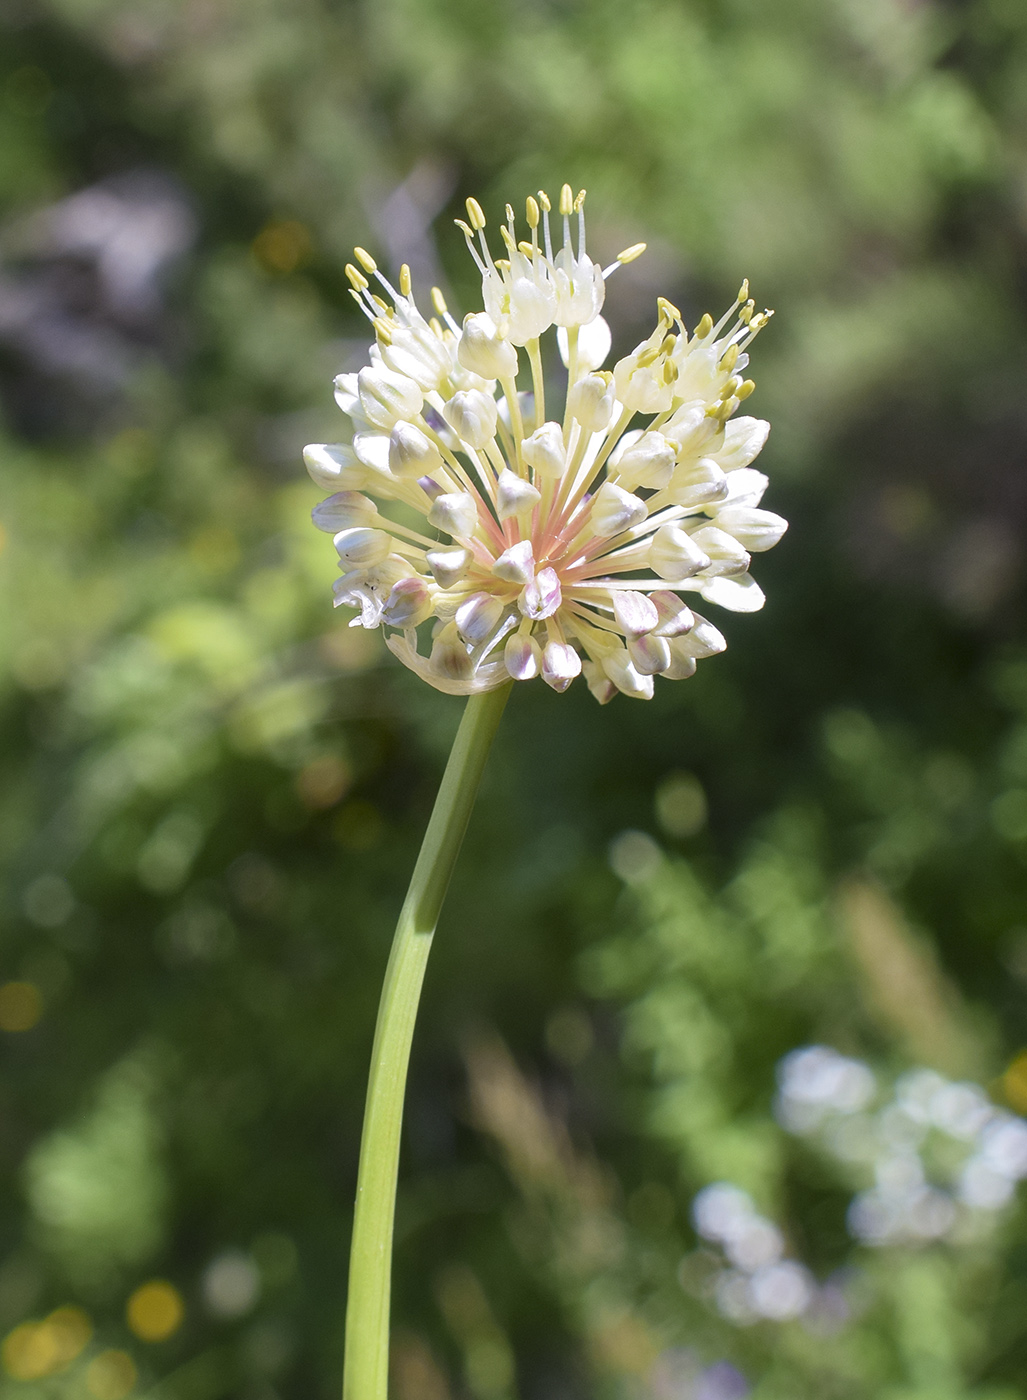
343;683;512;1400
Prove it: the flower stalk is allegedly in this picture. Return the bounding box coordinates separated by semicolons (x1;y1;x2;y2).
343;682;511;1400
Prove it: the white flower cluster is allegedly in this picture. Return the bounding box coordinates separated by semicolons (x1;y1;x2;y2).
305;186;785;699
776;1045;1027;1246
692;1183;820;1325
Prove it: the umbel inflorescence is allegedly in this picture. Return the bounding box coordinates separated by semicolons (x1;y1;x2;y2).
304;186;786;701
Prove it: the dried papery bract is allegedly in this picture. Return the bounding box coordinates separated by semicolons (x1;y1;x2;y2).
306;187;785;701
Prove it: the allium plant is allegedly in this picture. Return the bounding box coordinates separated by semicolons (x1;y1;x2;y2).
308;187;786;1400
306;186;784;703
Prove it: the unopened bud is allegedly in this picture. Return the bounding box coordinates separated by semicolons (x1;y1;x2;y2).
443;390;499;449
612;590;658;637
542;640;581;692
650;524;711;580
427;491;478;539
627;632;671;676
429;621;473;681
687;525;750;575
522;422;567;478
312;491;378;532
303;442;366;491
333;527;393;568
389;422;443;478
668;457;729;509
496;468;541;521
426;546;471;588
505;631;542;681
455;592;505;645
672;612;726;659
382;577;433;628
356;366;423;429
649;591;695;637
601;649;654;699
457;313;518;380
492;540;535;584
590;481;647;537
609;430;676;491
714;506;788;552
566;372;615;433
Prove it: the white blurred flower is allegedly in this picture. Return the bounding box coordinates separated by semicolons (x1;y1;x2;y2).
305;186;783;698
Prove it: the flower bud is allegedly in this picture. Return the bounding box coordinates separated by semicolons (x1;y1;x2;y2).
672;612;726;659
687;525;750;575
590;482;647;537
714;506;788;552
627;633;671;676
496;468;541;521
582;659;617;705
609;430;675;491
457;313;518;381
663;645;698;680
382;577;434;628
650;591;695;637
312;491;378;532
333;527;393;568
505;632;542;681
699;573;766;613
304;443;366;491
721;468;769;508
381;322;451;391
455;592;505;645
668;457;729;509
427;492;478;539
518;567;562;621
389;422;443;478
650;524;711;580
612;590;658;638
443;389;499;449
717;416;770;470
601;649;654;699
357;365;423;429
541;640;581;692
566;372;615;433
522;422;567;478
492;540;535;584
426;547;472;589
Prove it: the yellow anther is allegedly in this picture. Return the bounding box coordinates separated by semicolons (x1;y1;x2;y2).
526;196;540;229
616;242;647;264
345;264;368;292
720;376;741;399
537;189;551;213
369;293;389;314
518;240;533;256
353;246;377;274
559;184;574;217
431;286;448;315
372;318;393;346
465;197;486;230
573;188;586;212
739;301;755;325
495;257;511;272
719;344;739;374
660;333;677;356
429;316;443;337
737;379;756;400
657;296;681;323
736;278;749;304
399;264;412;297
499;225;516;252
637;344;662;368
662;359;679;385
695;313;714;339
348;289;363;308
454;219;474;240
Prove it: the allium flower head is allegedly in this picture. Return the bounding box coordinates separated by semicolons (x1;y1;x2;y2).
304;186;786;701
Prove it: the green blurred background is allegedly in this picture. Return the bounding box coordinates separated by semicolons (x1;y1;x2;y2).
1;0;1027;1397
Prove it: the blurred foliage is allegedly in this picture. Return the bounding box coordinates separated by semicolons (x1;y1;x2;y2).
0;0;1026;1397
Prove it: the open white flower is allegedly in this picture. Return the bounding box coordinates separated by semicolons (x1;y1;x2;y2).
305;185;785;701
